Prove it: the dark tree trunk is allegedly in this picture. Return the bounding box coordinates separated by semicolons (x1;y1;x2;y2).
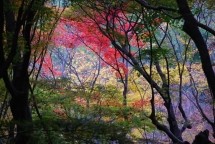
175;0;215;98
165;103;183;142
3;0;35;143
10;63;32;144
111;41;184;143
192;129;213;144
122;60;128;107
0;0;3;62
175;0;215;138
155;60;183;142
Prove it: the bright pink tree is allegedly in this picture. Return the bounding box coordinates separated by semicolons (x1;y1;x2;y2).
51;6;148;79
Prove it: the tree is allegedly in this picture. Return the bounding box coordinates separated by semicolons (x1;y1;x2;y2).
66;0;215;143
1;0;214;143
134;0;215;142
0;0;63;143
52;13;133;108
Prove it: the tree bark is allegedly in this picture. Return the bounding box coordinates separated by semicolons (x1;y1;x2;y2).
175;0;215;98
10;64;32;143
4;0;35;143
192;129;213;144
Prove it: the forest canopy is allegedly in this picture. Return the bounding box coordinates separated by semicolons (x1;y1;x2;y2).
1;0;215;144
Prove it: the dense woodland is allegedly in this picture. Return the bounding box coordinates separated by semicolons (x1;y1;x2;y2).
1;0;215;143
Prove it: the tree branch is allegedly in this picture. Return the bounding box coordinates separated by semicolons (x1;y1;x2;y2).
135;0;181;19
197;21;215;36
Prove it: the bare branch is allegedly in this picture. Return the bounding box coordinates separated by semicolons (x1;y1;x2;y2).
197;21;215;36
135;0;181;19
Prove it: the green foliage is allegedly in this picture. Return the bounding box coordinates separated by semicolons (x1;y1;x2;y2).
138;47;170;61
205;0;215;9
2;0;214;143
30;78;156;143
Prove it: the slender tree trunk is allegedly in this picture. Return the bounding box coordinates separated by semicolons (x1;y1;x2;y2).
123;59;128;107
155;60;183;142
0;0;3;65
165;103;183;142
122;66;128;121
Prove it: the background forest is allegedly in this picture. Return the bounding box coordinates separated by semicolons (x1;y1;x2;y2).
1;0;215;144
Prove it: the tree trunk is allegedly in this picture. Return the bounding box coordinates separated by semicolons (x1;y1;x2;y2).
166;102;183;142
123;60;128;107
9;63;32;144
4;0;35;143
175;0;215;138
192;129;213;144
175;0;215;98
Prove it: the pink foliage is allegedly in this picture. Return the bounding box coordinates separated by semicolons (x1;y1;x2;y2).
53;109;66;117
39;55;62;77
75;97;86;106
50;6;157;77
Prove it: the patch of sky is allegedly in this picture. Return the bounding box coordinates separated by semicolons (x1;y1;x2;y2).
51;0;71;8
